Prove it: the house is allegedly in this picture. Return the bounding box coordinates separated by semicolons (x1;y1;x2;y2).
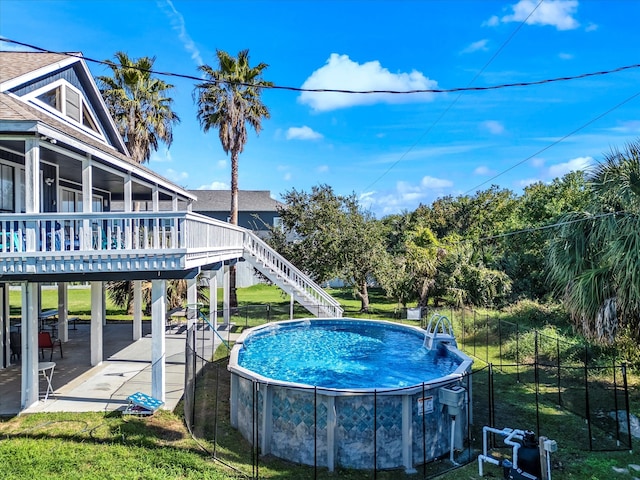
189;190;283;235
0;51;341;413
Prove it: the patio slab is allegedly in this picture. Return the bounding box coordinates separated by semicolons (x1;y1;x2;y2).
0;321;235;416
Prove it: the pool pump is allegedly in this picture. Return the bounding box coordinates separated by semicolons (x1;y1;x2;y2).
478;427;557;480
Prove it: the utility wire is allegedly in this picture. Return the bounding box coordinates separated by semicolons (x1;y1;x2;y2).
2;37;639;95
361;0;545;193
471;211;620;243
463;90;640;195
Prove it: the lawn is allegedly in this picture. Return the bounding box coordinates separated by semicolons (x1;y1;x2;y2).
3;283;639;479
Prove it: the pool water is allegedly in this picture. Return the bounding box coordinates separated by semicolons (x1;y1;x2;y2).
237;321;461;389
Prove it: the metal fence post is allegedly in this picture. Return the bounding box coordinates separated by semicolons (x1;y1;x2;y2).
613;357;621;446
556;336;562;407
622;362;633;451
516;323;520;383
374;389;378;479
584;345;593;451
535;331;540;436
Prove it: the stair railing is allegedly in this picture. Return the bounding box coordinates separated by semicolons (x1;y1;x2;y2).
242;231;343;318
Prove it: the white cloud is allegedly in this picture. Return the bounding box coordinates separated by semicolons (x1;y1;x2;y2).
474;165;494;176
420;176;453;189
494;0;580;31
517;178;541;188
558;52;574;60
317;165;329;173
164;168;188;183
157;0;203;66
298;53;438;112
286;126;323;140
547;156;593;178
0;38;35;51
530;157;546;168
150;148;172;163
198;181;228;190
216;159;227;169
481;120;505;135
283;172;292;181
610;120;640;133
585;22;598;32
484;15;500;27
361;176;453;216
461;39;490;54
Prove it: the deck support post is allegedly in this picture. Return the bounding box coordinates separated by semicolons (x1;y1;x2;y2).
58;282;68;343
151;279;166;402
21;282;39;409
223;264;230;326
90;281;103;366
133;280;142;341
187;277;197;329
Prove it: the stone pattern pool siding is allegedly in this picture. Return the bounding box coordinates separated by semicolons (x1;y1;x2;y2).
231;375;468;470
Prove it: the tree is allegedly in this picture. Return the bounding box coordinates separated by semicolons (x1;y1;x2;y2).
547;140;640;343
194;49;272;308
270;185;385;312
98;52;180;163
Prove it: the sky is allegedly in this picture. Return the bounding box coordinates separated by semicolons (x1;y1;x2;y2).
1;0;639;217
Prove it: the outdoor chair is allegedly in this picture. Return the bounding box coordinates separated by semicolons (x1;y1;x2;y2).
9;331;21;362
38;331;63;361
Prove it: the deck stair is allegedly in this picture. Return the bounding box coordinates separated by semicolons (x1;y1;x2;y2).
243;231;343;318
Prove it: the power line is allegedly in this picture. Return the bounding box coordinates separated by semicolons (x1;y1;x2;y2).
361;0;545;193
472;211;620;243
2;37;639;95
463;90;640;195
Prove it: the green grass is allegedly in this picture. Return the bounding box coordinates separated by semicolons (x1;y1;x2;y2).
0;411;236;479
5;284;639;479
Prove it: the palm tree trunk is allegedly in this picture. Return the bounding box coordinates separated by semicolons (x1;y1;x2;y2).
229;150;239;308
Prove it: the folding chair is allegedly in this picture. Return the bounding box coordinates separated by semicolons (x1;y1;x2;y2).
38;331;63;361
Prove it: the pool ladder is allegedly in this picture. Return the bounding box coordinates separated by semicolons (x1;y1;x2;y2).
423;313;457;350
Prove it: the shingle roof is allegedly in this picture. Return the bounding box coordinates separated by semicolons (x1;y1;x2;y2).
0;91;131;161
1;92;186;189
0;51;76;84
190;190;283;212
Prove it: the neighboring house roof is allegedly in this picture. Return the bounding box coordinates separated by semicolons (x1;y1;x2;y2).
190;190;283;212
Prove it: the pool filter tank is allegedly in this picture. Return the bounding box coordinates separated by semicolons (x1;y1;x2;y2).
479;427;557;480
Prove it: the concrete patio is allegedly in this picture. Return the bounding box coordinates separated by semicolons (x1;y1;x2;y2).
0;320;238;417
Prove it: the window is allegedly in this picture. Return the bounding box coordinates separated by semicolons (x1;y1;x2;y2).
61;189;103;213
29;80;101;136
37;87;62;112
273;216;283;231
0;164;15;212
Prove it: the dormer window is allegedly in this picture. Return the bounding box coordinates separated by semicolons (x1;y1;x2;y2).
28;80;103;138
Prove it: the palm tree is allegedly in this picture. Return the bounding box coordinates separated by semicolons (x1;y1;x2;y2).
98;52;180;163
547;140;640;343
98;52;180;313
194;49;272;307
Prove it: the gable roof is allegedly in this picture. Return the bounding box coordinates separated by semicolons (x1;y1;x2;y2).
0;51;195;201
0;51;127;154
190;190;283;212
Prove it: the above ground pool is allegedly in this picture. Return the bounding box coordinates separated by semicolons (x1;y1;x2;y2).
228;318;473;472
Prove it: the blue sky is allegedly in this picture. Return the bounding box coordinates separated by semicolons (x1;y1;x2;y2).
2;0;639;217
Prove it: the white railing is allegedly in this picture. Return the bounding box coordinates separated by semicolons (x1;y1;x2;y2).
0;211;244;256
243;231;343;318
